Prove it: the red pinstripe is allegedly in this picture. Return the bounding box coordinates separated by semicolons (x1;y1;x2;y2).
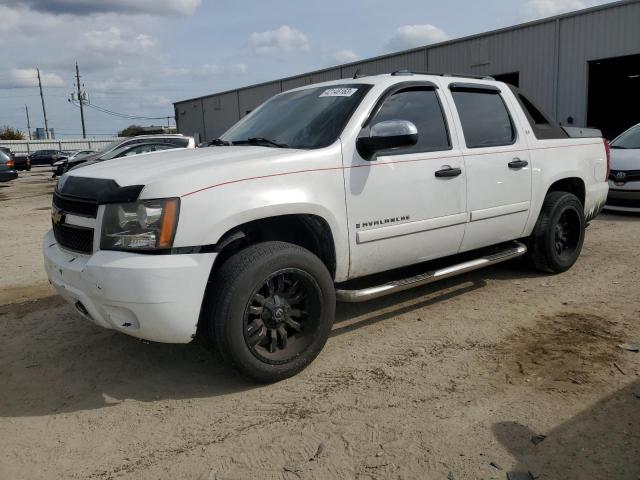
181;141;603;197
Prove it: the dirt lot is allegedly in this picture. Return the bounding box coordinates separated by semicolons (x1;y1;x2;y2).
0;170;639;479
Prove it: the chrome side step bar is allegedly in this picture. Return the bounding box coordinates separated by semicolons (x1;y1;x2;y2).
336;241;527;303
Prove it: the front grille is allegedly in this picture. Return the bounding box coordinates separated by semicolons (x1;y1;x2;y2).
53;223;94;253
609;170;640;182
53;192;98;217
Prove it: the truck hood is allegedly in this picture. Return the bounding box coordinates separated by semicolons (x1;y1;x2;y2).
610;148;640;171
64;146;310;198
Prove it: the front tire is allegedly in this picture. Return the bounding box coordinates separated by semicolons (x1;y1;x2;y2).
208;241;335;383
527;191;585;273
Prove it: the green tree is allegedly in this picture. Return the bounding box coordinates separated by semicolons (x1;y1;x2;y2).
118;125;145;137
0;126;25;140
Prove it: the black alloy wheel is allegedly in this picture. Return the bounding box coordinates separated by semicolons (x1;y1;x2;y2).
527;191;585;273
243;269;322;364
207;241;335;382
553;209;581;260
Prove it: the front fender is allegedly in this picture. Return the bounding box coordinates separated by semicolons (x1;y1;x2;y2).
175;168;351;281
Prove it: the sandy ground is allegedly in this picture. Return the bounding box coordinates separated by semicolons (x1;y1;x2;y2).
0;170;638;480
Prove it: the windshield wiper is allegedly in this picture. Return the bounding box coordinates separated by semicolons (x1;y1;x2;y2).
234;137;289;148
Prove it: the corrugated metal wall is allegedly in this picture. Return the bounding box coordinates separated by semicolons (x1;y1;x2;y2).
174;98;206;142
202;92;239;141
238;82;281;117
428;21;558;114
340;50;427;78
556;0;640;127
175;0;640;141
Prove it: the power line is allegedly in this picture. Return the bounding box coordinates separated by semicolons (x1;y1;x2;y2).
69;98;173;122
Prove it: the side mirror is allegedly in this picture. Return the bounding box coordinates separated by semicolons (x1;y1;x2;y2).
356;120;418;160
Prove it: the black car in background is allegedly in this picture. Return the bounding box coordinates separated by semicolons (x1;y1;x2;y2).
52;150;95;177
0;150;18;182
28;149;60;166
13;154;31;171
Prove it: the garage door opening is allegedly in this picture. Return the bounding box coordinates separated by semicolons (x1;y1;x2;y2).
588;53;640;140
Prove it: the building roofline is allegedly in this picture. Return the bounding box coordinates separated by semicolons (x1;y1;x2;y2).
173;0;635;106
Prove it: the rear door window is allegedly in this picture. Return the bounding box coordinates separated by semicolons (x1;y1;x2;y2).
451;88;515;148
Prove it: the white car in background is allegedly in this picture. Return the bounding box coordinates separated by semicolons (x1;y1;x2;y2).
606;123;640;212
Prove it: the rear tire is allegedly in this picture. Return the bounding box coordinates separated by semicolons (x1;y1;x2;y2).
527;191;585;273
207;241;335;383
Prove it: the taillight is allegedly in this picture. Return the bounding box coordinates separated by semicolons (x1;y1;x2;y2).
603;138;611;181
6;159;14;169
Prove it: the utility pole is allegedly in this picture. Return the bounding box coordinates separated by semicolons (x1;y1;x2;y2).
36;68;50;139
25;105;32;140
75;62;86;139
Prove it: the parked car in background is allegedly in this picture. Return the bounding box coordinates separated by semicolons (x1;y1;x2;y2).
0;147;31;171
67;135;195;171
0;150;18;182
28;149;60;166
606;123;640;213
13;154;31;171
52;150;95;177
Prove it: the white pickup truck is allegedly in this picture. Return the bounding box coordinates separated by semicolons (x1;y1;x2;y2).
44;72;609;382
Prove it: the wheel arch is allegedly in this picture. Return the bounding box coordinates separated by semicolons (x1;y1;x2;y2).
546;176;586;206
195;212;339;343
211;213;338;280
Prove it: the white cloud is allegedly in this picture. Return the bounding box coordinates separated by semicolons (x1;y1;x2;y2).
0;5;20;33
333;49;358;64
0;0;201;16
83;27;156;54
0;68;64;88
521;0;594;19
192;63;248;78
386;24;449;52
250;25;309;55
0;4;62;37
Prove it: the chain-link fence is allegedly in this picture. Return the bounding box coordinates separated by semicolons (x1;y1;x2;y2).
0;138;116;154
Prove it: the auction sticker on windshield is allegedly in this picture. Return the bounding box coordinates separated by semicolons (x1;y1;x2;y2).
319;88;358;97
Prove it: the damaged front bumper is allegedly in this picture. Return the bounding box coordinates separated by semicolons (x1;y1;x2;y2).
43;230;216;343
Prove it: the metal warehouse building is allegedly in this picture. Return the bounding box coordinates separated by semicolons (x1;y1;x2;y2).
174;0;640;142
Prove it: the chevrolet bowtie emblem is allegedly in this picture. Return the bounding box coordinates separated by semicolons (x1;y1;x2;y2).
51;207;65;225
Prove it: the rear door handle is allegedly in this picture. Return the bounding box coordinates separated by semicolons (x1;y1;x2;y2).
508;158;529;169
435;166;462;178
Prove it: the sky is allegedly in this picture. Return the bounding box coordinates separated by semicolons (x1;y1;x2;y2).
0;0;613;138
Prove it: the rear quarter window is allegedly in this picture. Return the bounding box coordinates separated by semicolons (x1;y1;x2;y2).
510;87;568;140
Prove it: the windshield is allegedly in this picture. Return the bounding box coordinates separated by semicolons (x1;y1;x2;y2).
220;84;372;149
611;124;640;149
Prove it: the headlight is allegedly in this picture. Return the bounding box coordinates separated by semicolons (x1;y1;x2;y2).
100;198;180;251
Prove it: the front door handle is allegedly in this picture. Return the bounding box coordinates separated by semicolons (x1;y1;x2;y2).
435;166;462;178
508;158;529;169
